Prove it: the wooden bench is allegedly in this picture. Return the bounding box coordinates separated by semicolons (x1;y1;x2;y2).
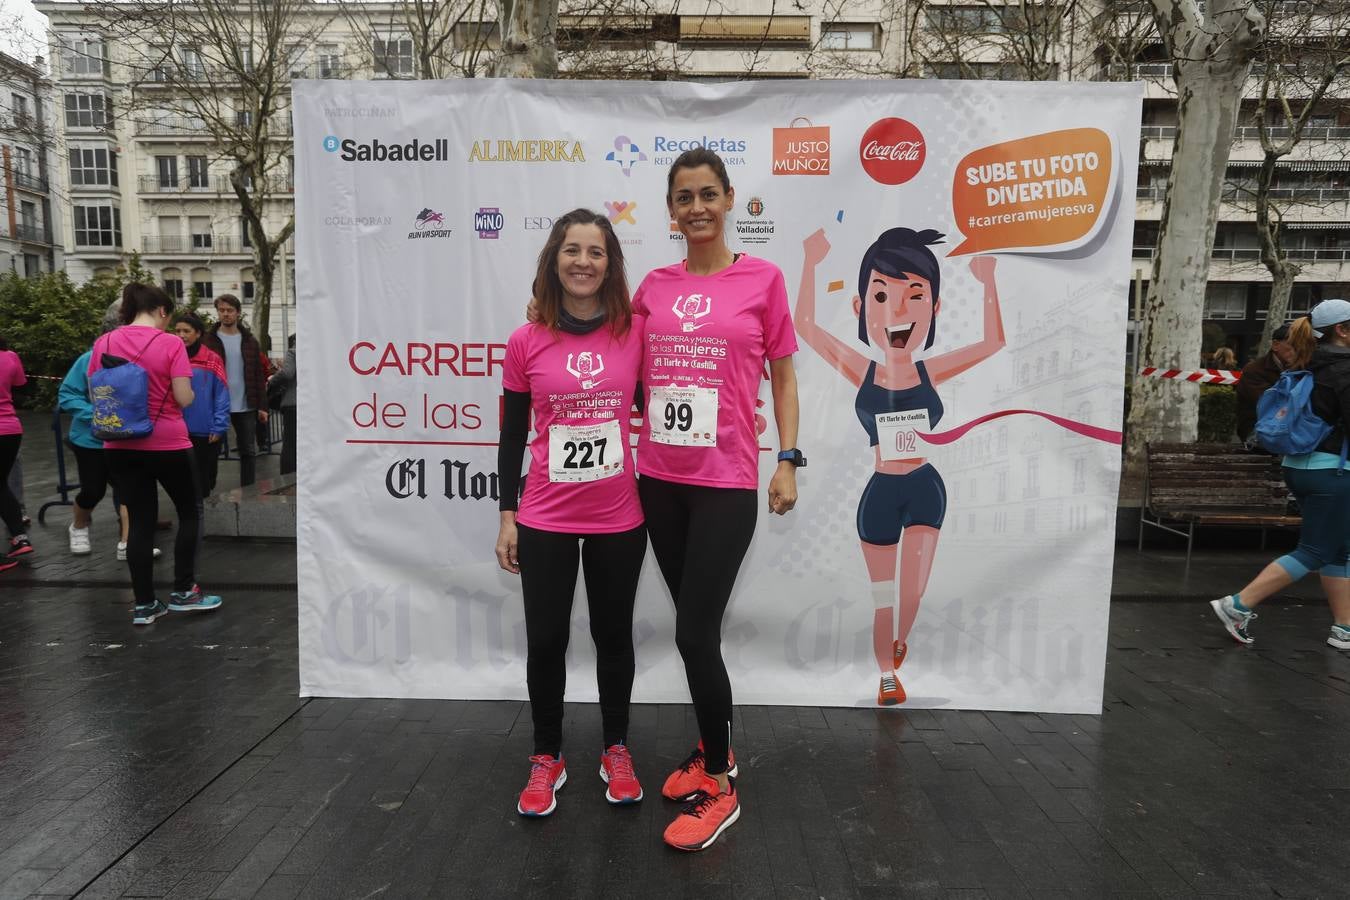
1138;442;1301;562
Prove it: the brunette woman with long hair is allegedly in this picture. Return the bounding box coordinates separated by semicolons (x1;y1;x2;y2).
495;209;647;817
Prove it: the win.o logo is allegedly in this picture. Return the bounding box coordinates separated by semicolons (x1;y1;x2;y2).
322;136;340;152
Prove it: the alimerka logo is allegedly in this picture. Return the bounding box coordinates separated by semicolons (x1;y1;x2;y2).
469;139;586;162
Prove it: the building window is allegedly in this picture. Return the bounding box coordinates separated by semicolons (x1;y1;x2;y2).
74;205;121;247
11;93;29;128
23;254;41;278
241;218;252;248
286;43;306;78
820;23;878;50
181;47;205;79
15;147;31;177
242;281;255;301
190;216;213;250
187;156;210;188
149;45;171;82
65;93;111;128
69;146;117;186
156;155;178;188
193;280;214;300
163;278;184;300
66;38;110;76
374;37;414;76
1203;283;1248;320
318;44;341;78
235;110;254;128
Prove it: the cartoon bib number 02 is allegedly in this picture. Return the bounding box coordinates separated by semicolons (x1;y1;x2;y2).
649;385;718;447
548;419;624;483
875;409;930;461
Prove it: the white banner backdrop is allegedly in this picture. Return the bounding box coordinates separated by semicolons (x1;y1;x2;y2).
294;78;1141;713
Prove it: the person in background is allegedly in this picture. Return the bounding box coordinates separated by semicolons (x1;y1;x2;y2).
270;333;297;475
0;332;31;572
173;312;230;498
1211;346;1238;371
60;301;143;557
91;283;222;625
1211;300;1350;650
1236;324;1295;443
201;294;267;487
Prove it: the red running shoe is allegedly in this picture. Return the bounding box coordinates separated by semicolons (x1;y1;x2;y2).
661;741;739;802
877;672;905;706
7;536;33;558
517;754;566;817
894;640;908;670
663;772;740;851
599;744;643;804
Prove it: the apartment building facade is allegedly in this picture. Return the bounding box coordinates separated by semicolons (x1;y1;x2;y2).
0;51;61;278
34;0;1349;359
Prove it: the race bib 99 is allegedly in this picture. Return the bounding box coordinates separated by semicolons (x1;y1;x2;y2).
548;419;625;483
875;409;930;461
648;385;718;447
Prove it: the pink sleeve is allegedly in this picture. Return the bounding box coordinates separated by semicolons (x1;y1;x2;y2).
9;353;25;387
631;275;650;317
87;335;105;376
502;329;530;393
762;266;799;361
165;336;192;379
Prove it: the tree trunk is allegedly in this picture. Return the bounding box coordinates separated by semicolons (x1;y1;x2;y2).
1125;2;1263;469
1255;154;1301;355
491;0;558;77
254;253;276;354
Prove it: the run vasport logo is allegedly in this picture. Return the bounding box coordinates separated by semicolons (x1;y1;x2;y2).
323;135;449;162
859;118;926;185
772;118;830;176
409;208;452;240
474;207;505;239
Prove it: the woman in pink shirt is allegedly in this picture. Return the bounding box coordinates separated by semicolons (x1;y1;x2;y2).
634;148;802;852
0;333;31;572
495;209;647;818
89;284;224;625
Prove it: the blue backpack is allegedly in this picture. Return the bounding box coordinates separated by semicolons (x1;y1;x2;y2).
1254;369;1335;456
89;333;168;440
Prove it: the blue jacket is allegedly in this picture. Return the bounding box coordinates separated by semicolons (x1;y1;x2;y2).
183;344;231;437
59;349;101;449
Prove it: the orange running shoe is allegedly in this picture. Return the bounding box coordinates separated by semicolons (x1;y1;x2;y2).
517;754;566;817
877;672;905;706
662;772;740;851
661;741;739;802
893;640;908;670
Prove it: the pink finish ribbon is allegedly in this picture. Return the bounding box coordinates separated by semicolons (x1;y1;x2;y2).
920;408;1122;446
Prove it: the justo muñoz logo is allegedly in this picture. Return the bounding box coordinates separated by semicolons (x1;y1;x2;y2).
859;118;926;186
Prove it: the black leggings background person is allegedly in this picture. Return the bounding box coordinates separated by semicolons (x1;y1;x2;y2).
496;209;648;817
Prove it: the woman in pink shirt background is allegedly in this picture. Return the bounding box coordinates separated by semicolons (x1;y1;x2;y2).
634;148;803;852
495;209;647;818
89;283;223;625
0;333;31;571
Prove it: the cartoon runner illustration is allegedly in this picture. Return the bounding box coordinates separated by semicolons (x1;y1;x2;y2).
671;293;712;332
795;227;1004;706
566;351;607;390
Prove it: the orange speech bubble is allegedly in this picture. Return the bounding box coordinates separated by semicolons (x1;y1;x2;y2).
949;128;1113;256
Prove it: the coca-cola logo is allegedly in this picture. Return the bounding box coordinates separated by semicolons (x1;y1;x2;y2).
859;118;926;185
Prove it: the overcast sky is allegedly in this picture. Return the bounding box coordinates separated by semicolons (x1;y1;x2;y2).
1;0;51;68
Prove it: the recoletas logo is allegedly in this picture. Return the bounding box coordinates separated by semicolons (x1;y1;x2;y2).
323;135;449;162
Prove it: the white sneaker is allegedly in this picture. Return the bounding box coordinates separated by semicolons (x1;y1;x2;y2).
68;524;92;555
1329;625;1350;650
1210;595;1256;645
116;542;161;560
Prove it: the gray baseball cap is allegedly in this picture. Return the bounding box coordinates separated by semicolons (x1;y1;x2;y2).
1310;298;1350;338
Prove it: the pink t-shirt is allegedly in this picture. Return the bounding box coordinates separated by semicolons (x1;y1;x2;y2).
88;325;192;451
633;255;797;489
502;317;645;534
0;350;26;436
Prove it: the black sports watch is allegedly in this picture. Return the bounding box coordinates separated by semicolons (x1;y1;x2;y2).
777;448;807;467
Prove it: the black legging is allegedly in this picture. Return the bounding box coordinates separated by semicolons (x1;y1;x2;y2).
105;449;203;604
517;522;647;758
638;475;757;776
71;444;120;511
0;434;21;536
189;435;221;498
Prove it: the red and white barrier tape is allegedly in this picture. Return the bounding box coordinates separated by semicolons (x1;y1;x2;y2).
1138;367;1241;385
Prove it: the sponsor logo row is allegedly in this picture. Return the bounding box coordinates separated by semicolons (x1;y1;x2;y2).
322;116;927;186
368;198;778;247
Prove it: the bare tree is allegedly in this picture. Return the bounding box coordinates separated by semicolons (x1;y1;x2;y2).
492;0;560;76
1245;0;1350;354
82;0;335;351
1124;0;1264;461
332;0;500;79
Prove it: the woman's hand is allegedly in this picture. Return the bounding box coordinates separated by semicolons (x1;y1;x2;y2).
495;513;520;574
768;463;798;516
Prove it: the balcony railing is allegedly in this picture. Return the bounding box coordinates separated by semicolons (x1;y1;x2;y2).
14;223;52;244
1132;245;1350;262
137;174;293;194
142;235;245;254
1139;185;1350;202
1140;124;1350;142
135;116;293;137
10;170;49;193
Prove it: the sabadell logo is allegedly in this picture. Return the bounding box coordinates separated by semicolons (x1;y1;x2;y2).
859;118;925;186
322;135;449;162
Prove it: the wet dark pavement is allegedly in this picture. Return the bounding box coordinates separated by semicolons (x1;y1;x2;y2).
4;413;1350;897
